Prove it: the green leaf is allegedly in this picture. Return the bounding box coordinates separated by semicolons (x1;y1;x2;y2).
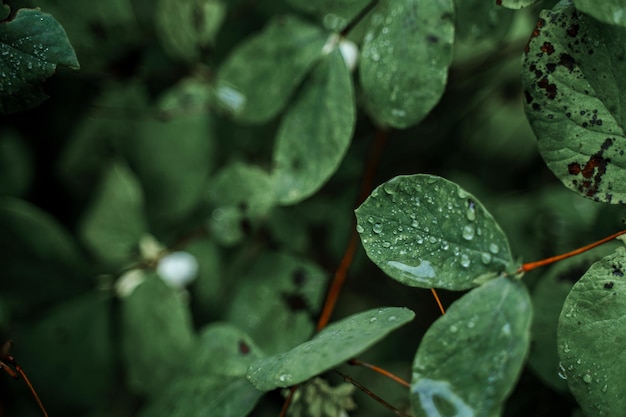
573;0;626;27
285;0;371;31
214;15;328;123
0;8;79;113
453;0;515;57
207;162;275;245
557;248;626;417
496;0;540;9
125;110;214;230
121;275;196;396
522;2;626;203
155;0;226;62
359;0;454;128
272;48;355;204
80;163;147;264
226;251;328;355
355;175;513;290
0;129;32;196
411;277;532;417
247;306;414;391
17;292;114;411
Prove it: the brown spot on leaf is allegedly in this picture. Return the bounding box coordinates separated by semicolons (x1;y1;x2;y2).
496;0;502;5
239;340;250;354
541;42;555;55
567;24;579;37
559;53;575;71
537;77;557;99
525;18;545;53
604;282;614;289
568;138;613;197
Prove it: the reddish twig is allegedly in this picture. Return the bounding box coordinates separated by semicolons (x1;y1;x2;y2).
349;359;410;388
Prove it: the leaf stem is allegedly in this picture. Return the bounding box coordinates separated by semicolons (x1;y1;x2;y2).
334;370;412;417
430;288;446;315
518;229;626;273
279;385;299;417
340;0;379;37
348;359;410;387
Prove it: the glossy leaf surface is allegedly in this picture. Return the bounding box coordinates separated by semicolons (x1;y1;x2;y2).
557;248;626;417
247;306;414;391
359;0;454;128
0;8;79;113
356;175;513;290
411;277;532;417
272;48;355;204
522;2;626;203
214;15;327;123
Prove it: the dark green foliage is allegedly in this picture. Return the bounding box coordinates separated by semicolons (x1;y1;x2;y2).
2;1;626;417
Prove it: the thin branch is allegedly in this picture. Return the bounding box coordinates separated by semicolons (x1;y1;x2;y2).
348;359;410;388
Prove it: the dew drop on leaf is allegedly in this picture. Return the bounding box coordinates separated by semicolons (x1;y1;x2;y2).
460;254;471;268
489;243;500;254
372;223;383;233
462;225;475;241
356;224;364;233
583;374;593;384
558;362;568;380
481;253;492;264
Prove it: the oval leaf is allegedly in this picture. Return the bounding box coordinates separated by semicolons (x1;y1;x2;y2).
272;48;355;204
247;306;414;391
355;175;513;290
0;8;79;113
411;277;532;417
573;0;626;27
214;15;327;123
557;248;626;417
359;0;454;128
522;2;626;203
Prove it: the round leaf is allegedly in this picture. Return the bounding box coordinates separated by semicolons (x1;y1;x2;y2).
573;0;626;27
214;15;328;123
557;248;626;417
411;277;532;417
359;0;454;128
0;8;79;113
247;306;414;391
355;175;513;290
522;2;626;203
272;48;355;204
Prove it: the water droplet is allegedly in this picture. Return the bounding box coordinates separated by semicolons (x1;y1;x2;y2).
602;384;608;393
382;241;391;248
460;254;471;268
449;325;458;333
373;223;383;233
279;373;292;383
462;225;475;241
383;182;395;194
429;236;437;244
356;224;364;233
583;374;593;384
388;315;397;322
440;241;449;250
481;253;492;264
466;200;476;221
489;243;499;254
411;220;419;228
558;362;568;380
369;317;377;323
367;216;375;224
467;320;475;328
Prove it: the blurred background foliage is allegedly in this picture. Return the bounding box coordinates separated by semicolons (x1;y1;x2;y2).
1;0;625;416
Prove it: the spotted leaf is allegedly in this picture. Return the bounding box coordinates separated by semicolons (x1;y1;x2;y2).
522;1;626;203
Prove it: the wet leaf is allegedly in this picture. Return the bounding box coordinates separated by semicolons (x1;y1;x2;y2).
155;0;226;62
522;2;626;203
557;248;626;417
285;0;371;31
411;277;532;417
453;0;515;55
247;306;414;391
17;293;113;411
359;0;454;128
80;163;147;265
226;251;328;355
355;175;513;290
0;8;79;113
573;0;626;27
121;275;196;396
496;0;540;9
272;48;355;204
214;15;328;123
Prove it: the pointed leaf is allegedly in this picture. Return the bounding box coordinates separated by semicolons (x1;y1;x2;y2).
273;48;355;204
522;2;626;203
80;163;147;264
355;175;513;290
226;251;328;355
557;248;626;417
573;0;626;27
247;306;414;391
359;0;454;128
411;277;532;417
121;275;196;396
0;8;79;113
214;15;328;123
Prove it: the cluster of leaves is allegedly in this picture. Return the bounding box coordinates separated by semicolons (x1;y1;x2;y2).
2;0;626;417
